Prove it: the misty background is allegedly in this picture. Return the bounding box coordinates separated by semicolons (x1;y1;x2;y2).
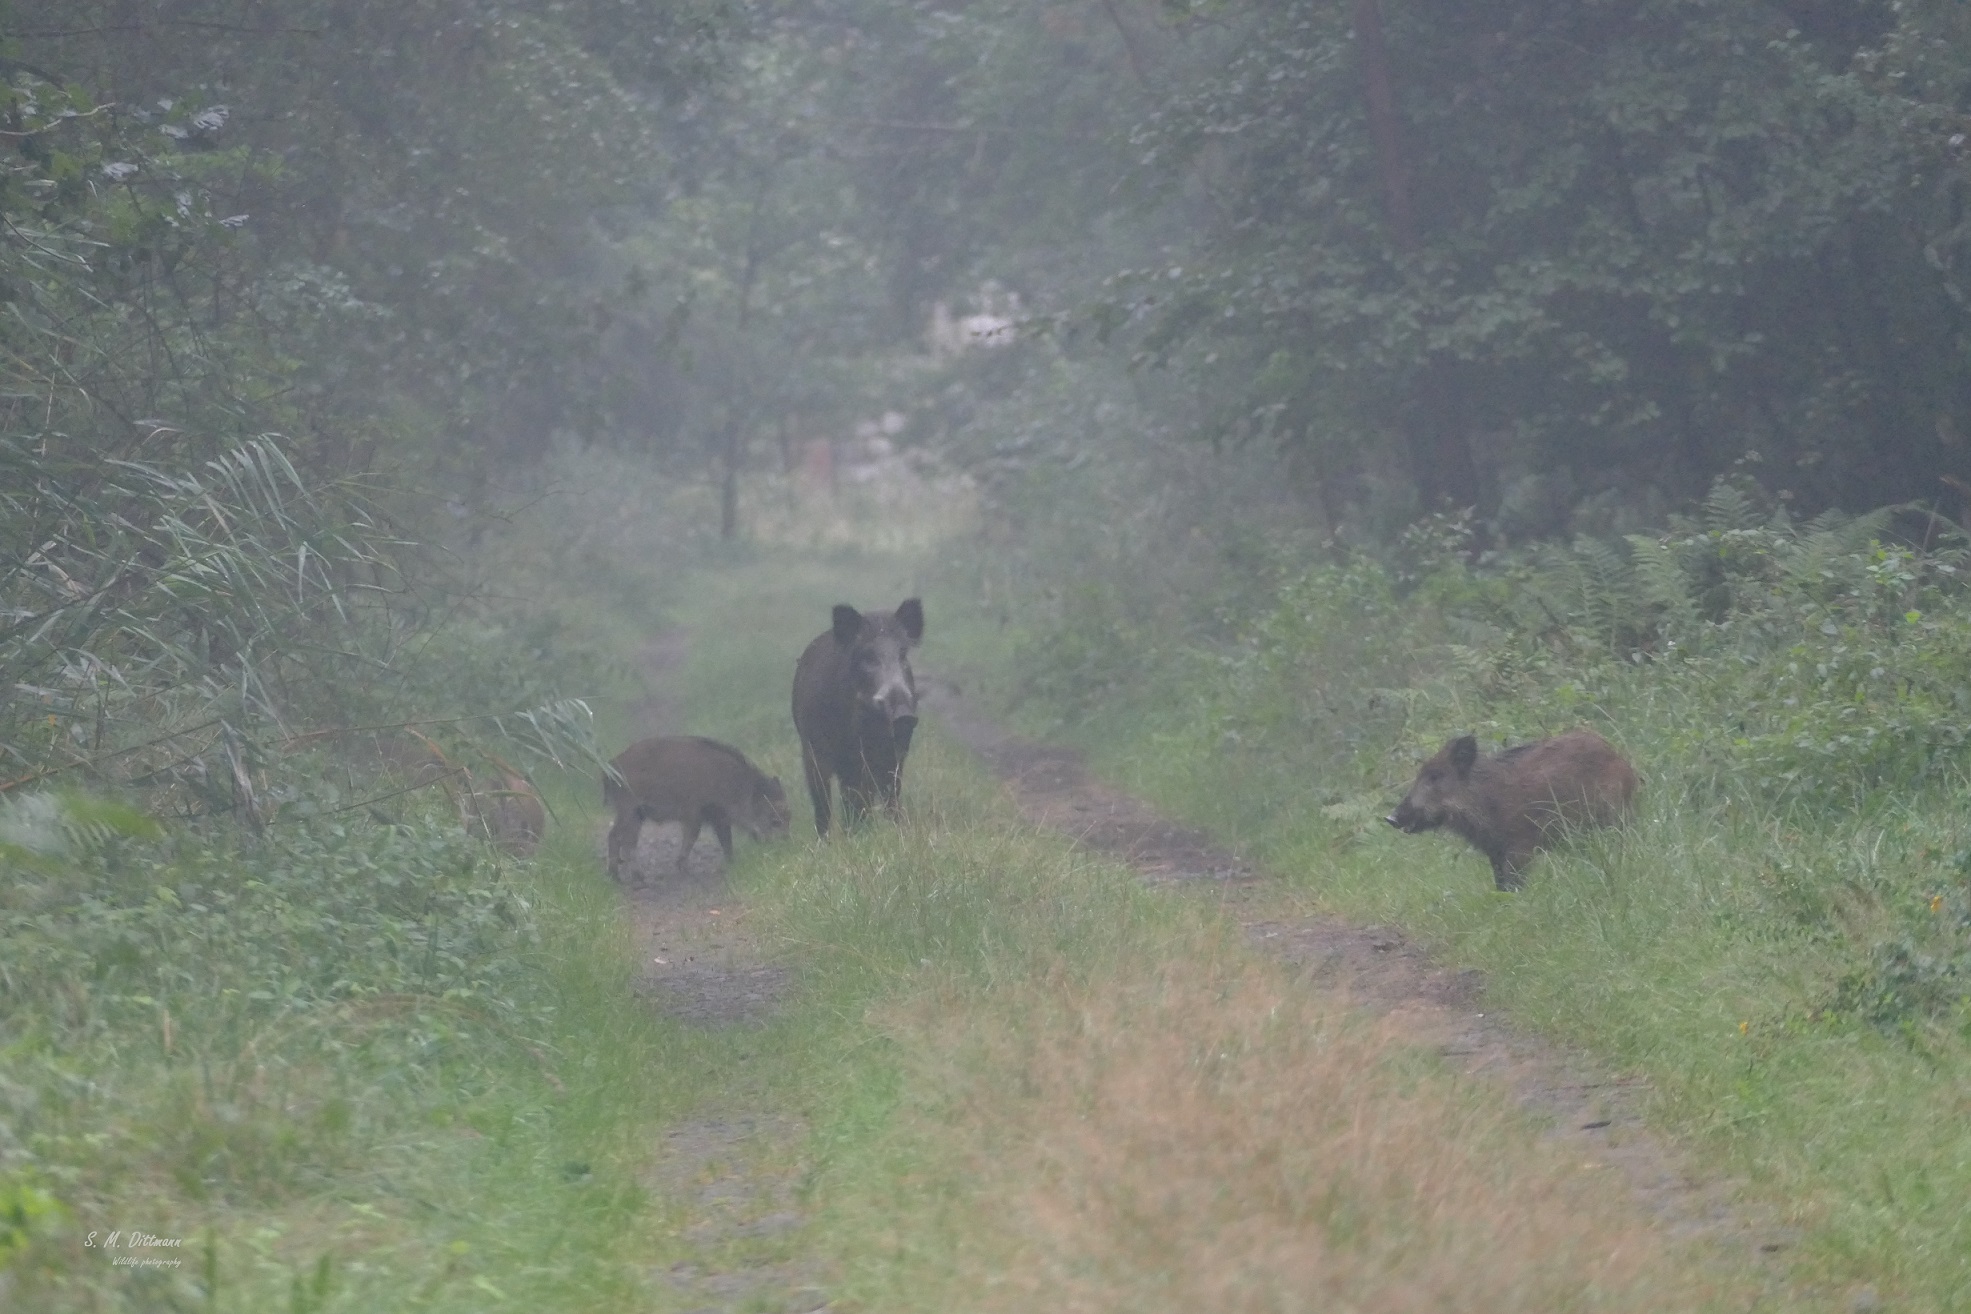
11;5;1971;1310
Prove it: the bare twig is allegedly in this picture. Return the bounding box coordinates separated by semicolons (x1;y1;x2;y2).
0;103;114;139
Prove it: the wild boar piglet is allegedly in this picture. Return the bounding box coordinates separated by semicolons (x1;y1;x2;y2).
1387;729;1638;891
605;735;789;879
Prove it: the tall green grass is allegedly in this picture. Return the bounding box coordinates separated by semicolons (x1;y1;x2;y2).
0;780;715;1312
588;543;1756;1312
0;487;1844;1310
692;728;1759;1313
948;500;1971;1308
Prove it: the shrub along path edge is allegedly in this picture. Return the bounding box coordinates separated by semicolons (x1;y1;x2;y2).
920;676;1796;1266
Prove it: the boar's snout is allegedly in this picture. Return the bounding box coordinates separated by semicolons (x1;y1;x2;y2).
1385;792;1439;833
759;778;793;837
873;679;917;725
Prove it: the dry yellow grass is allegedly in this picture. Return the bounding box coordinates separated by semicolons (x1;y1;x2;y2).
869;947;1747;1314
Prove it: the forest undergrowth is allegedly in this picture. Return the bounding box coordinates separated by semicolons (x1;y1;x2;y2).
0;449;708;1311
948;453;1971;1309
1;451;1771;1311
0;442;1897;1312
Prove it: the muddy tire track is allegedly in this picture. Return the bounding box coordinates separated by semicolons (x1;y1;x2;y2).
921;678;1796;1267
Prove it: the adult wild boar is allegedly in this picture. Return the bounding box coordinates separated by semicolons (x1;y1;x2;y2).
1386;729;1638;891
792;598;923;835
604;735;790;880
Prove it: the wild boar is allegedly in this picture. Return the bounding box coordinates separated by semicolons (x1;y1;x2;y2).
1386;729;1638;891
791;598;923;835
604;735;790;879
396;732;545;857
470;766;547;857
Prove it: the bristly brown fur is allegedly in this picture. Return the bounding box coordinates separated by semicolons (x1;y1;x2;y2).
604;735;789;879
1387;729;1638;890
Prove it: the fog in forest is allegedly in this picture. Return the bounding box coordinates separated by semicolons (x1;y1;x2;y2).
9;4;1971;1310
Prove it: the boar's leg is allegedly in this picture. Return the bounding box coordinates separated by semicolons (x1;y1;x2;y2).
677;814;702;872
1490;850;1526;892
709;809;735;864
840;755;885;827
888;722;915;818
606;806;643;881
801;745;832;836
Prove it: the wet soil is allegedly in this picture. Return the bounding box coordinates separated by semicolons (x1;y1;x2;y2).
920;676;1795;1263
642;1113;826;1314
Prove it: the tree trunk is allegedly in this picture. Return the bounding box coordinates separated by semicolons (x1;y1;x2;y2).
1406;363;1481;514
1352;0;1417;253
1352;0;1478;514
718;165;771;542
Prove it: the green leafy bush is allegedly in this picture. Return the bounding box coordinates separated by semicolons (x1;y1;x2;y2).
1838;847;1971;1028
0;794;541;1216
0;800;538;1029
1011;582;1154;725
1004;477;1971;947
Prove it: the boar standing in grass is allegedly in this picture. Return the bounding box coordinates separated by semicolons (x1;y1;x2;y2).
792;598;923;836
1386;729;1638;891
604;735;790;880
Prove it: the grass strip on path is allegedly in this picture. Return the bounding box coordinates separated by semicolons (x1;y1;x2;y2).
641;551;1772;1313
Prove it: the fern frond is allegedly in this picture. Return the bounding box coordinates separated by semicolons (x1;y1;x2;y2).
1626;533;1701;642
1702;480;1759;532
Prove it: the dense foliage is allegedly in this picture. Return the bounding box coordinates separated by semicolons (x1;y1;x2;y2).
985;441;1971;1028
18;1;1964;572
0;1;728;806
577;0;1971;539
1099;0;1971;531
10;0;726;465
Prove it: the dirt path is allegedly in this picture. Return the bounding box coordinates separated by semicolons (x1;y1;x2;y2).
618;630;821;1314
921;677;1794;1265
614;632;1788;1310
621;627;793;1029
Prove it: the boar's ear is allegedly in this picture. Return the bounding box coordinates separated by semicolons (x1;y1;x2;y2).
895;597;924;644
1449;735;1479;775
831;604;864;646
